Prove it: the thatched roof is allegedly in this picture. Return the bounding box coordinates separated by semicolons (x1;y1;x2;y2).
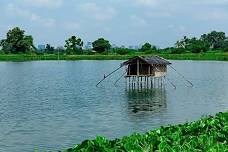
122;56;171;66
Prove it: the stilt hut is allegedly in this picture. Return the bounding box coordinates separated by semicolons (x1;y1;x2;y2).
122;56;171;89
97;55;192;89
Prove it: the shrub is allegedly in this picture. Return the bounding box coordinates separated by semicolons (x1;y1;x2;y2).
116;49;130;55
170;48;185;54
100;51;109;55
86;51;96;55
0;49;4;54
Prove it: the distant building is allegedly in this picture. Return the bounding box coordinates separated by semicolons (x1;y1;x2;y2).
128;45;134;49
55;46;65;54
84;42;93;49
56;46;64;50
134;45;142;50
121;45;125;48
112;44;118;48
38;44;45;50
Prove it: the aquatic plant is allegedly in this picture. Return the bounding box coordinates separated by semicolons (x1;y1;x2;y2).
64;112;228;152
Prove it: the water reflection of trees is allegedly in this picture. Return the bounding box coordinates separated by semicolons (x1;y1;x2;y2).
126;88;167;114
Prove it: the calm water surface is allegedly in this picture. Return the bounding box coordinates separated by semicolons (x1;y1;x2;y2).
0;60;227;152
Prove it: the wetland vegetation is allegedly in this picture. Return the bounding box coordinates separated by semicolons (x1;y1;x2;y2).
0;27;228;61
65;112;228;152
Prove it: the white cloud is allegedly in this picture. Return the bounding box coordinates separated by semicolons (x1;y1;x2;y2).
65;22;80;30
210;10;228;20
130;15;148;27
19;0;63;8
179;25;186;32
146;12;172;18
30;13;55;27
196;9;228;21
80;2;117;21
134;0;158;6
80;2;99;12
200;0;228;5
6;3;30;17
103;27;111;33
5;3;56;28
31;14;42;21
167;24;175;29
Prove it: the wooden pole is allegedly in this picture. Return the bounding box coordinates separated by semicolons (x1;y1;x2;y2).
137;59;139;76
165;77;176;89
148;66;151;75
144;76;146;88
125;77;127;87
96;65;123;87
169;65;193;87
114;71;127;85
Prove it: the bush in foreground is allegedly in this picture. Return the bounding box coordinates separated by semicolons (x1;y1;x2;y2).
64;112;228;152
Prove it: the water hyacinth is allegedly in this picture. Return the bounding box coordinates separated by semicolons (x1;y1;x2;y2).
64;112;228;152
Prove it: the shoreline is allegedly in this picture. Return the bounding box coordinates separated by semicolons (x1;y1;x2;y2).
0;53;227;61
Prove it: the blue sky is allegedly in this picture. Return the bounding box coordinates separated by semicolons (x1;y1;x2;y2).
0;0;228;48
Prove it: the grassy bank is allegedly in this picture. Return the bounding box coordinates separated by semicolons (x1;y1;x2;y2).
159;52;228;61
64;112;228;152
0;52;227;61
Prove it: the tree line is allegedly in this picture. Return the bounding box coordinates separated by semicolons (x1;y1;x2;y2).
0;27;228;55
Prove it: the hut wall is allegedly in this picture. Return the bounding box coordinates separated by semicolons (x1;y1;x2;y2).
154;65;167;77
126;59;168;77
127;64;154;76
139;64;153;75
127;65;137;75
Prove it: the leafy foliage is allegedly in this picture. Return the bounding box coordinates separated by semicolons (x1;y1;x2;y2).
92;38;111;53
44;44;55;54
0;27;35;54
170;48;186;54
140;43;152;52
64;112;228;152
175;31;228;53
111;48;135;55
175;36;207;53
1;27;228;55
65;36;83;54
201;31;226;49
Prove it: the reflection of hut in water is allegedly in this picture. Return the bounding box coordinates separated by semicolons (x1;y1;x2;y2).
122;56;171;89
127;88;167;113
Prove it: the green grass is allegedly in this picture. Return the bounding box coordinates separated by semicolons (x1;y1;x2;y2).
63;112;228;152
159;52;228;61
0;52;227;61
0;54;133;61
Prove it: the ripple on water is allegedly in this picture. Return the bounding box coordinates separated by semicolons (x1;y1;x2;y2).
0;60;227;152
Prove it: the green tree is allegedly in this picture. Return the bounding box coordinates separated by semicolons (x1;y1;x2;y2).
140;43;152;52
64;36;83;54
220;39;228;52
44;44;55;54
200;31;226;49
0;27;35;54
92;38;111;53
0;46;4;54
175;36;207;53
188;38;207;53
175;36;189;49
55;46;66;55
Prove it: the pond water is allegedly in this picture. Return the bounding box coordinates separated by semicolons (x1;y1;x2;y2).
0;60;227;152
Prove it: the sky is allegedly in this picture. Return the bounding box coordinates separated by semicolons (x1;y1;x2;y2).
0;0;228;48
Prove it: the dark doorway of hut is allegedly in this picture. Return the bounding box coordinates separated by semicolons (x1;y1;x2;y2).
96;56;193;90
